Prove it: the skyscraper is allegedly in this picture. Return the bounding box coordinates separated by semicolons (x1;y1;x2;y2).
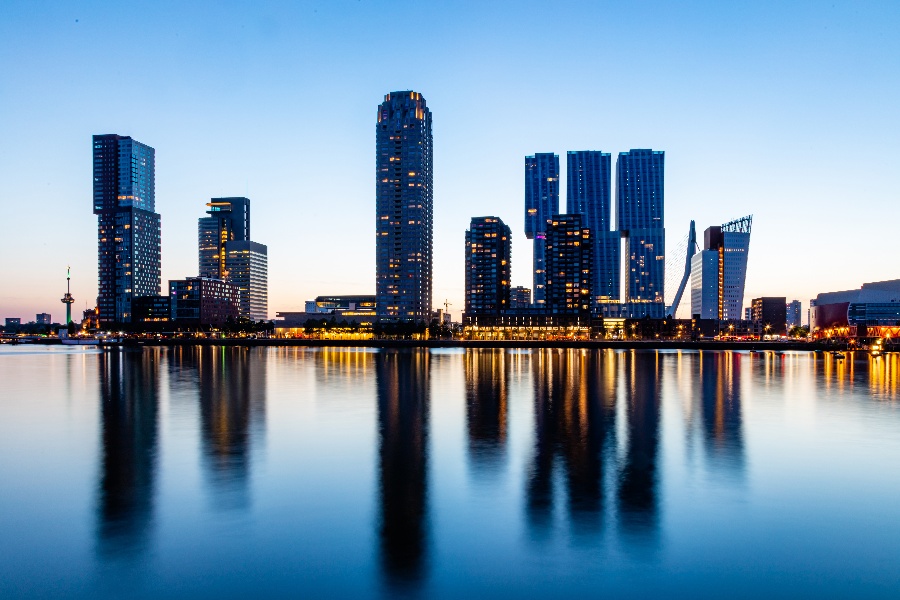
786;300;802;329
376;91;433;323
198;197;251;280
566;151;619;304
616;149;665;317
524;153;559;306
690;216;752;321
464;217;511;315
225;240;268;322
544;214;593;314
93;134;160;324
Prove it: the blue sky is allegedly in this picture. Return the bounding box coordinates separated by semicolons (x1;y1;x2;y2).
1;0;898;321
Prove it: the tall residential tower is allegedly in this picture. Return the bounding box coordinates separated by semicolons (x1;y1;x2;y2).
375;91;433;323
524;153;559;306
616;149;665;317
464;217;512;315
93;134;161;324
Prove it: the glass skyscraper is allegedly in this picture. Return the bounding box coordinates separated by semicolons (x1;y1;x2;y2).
616;149;665;317
544;214;593;314
93;134;160;324
224;240;268;322
524;153;559;306
690;216;752;321
376;91;433;323
198;197;251;280
566;151;619;304
464;217;511;315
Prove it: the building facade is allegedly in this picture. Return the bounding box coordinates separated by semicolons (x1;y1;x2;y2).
375;91;433;323
224;240;268;322
751;297;787;335
198;197;251;280
525;153;559;306
566;151;619;305
616;149;665;317
786;300;802;328
690;216;752;321
510;286;532;309
464;216;512;315
544;214;593;314
169;277;239;326
133;295;172;322
36;313;52;325
93;134;161;324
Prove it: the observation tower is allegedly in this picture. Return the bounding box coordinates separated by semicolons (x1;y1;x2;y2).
60;267;74;324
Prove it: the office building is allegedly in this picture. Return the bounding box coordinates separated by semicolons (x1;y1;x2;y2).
93;134;161;324
169;277;239;326
375;91;433;323
198;197;251;280
525;153;559;306
745;307;752;321
786;300;802;329
464;216;512;315
616;149;665;317
133;296;171;322
225;240;268;321
544;214;593;314
510;286;532;309
4;318;21;331
690;216;752;321
810;279;900;338
36;313;51;325
304;296;377;314
751;297;787;335
567;151;619;305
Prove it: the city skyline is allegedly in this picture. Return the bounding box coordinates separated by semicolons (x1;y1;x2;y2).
1;1;899;320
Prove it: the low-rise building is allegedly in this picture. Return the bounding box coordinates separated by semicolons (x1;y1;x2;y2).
133;295;172;322
811;279;900;338
169;277;239;326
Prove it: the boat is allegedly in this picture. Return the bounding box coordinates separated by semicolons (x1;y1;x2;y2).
58;329;99;346
832;351;846;360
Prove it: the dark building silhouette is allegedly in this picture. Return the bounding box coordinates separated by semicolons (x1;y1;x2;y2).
376;91;433;323
465;217;512;316
93;134;160;324
376;350;430;588
617;351;662;540
567;150;620;304
526;350;616;537
96;349;160;557
616;149;665;317
464;349;509;474
198;197;251;279
525;153;560;306
544;214;593;314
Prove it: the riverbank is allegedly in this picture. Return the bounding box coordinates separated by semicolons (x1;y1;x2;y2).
39;338;832;351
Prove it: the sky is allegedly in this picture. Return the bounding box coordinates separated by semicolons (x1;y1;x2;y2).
1;0;898;322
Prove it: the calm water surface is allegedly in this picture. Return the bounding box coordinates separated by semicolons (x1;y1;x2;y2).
1;346;898;598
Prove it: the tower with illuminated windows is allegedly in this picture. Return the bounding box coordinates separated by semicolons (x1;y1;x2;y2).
375;91;433;323
93;134;160;325
524;153;559;306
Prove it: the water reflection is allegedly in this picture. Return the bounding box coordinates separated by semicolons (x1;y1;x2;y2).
172;347;267;510
375;350;430;589
617;351;661;541
699;352;745;473
464;349;508;475
96;349;160;558
526;350;616;537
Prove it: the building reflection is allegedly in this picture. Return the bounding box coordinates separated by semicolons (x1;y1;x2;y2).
699;352;745;472
526;349;616;537
464;349;508;475
375;349;430;589
173;346;267;510
617;351;661;541
96;348;160;558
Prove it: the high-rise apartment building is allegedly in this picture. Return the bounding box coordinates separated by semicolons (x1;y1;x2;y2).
464;217;511;315
225;240;268;322
198;197;251;280
786;300;802;329
93;134;161;324
525;153;559;306
566;151;619;304
36;313;52;325
376;91;433;323
617;149;665;317
752;297;787;335
690;216;752;320
544;214;593;314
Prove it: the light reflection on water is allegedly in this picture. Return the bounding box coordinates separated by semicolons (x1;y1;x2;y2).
0;347;898;598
